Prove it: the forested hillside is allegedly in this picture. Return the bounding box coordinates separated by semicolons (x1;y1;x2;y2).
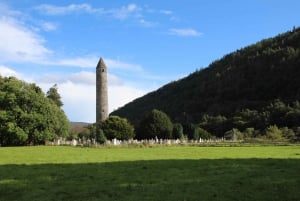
112;27;300;137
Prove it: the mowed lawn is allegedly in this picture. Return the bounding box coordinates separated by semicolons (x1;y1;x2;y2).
0;146;300;201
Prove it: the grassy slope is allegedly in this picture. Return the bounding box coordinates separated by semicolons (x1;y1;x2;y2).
0;146;300;201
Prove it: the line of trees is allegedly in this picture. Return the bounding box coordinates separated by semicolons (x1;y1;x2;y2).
196;99;300;141
71;106;300;144
1;77;299;146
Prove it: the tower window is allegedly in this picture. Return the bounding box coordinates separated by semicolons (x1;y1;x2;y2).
102;69;105;72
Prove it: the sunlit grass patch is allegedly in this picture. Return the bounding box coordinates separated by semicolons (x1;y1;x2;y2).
0;145;299;201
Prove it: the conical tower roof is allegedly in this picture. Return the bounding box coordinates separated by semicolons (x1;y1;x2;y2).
96;57;107;69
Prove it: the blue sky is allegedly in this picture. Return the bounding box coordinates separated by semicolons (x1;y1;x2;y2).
1;0;300;123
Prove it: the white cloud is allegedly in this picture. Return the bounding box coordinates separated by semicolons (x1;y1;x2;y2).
0;65;19;77
40;22;57;31
57;81;96;123
110;3;140;20
53;56;98;68
169;28;202;37
68;71;95;85
67;71;123;86
35;3;140;20
36;71;125;87
138;19;157;27
104;58;143;71
35;3;158;27
0;3;22;17
108;74;124;86
34;4;100;15
109;85;146;112
0;16;52;63
50;56;143;71
35;73;65;84
127;4;138;12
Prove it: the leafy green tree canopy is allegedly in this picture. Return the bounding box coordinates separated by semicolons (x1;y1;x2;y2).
0;76;69;146
137;109;173;139
101;116;135;140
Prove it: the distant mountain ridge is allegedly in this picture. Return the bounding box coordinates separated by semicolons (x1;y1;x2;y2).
111;27;300;125
70;122;90;132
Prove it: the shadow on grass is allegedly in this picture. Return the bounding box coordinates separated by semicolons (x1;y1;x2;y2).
0;159;299;201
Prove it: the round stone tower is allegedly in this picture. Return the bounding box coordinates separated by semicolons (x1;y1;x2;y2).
96;58;108;124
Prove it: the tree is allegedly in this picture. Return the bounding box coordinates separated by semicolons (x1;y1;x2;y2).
295;127;300;141
199;115;229;137
172;123;183;139
280;127;296;142
101;116;135;140
77;127;91;140
182;123;196;139
46;84;63;108
0;77;69;146
243;127;255;139
264;125;284;141
225;128;243;141
85;124;96;140
85;123;107;143
137;109;173;139
266;100;289;126
97;129;107;144
232;109;260;130
1;122;27;146
197;127;213;140
284;106;300;127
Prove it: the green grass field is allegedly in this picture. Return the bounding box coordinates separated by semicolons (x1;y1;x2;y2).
0;145;300;201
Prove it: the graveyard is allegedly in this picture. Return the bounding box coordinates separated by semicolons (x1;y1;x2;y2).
0;145;299;201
